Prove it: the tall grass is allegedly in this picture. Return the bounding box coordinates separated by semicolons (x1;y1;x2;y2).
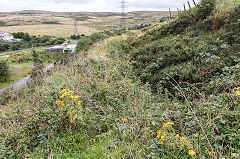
0;0;239;158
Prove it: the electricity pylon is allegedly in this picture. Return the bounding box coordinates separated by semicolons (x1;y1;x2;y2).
120;0;126;31
74;18;78;35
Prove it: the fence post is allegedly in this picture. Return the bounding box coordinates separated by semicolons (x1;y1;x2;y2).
187;1;192;9
192;0;197;6
169;8;172;19
183;4;186;11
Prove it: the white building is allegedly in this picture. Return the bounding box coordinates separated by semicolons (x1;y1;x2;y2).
0;32;21;42
47;43;77;54
63;44;77;54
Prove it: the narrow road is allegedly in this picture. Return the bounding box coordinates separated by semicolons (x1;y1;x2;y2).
0;64;55;94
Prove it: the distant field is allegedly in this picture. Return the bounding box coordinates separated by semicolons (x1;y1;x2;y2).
0;10;170;37
0;24;97;37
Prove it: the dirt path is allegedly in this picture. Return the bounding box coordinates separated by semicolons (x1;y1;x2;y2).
86;35;130;61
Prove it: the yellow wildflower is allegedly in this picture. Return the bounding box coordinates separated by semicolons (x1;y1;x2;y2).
60;89;68;94
163;122;174;128
167;122;174;125
188;150;196;156
177;34;180;37
236;90;240;96
234;102;238;104
217;37;220;41
160;134;167;143
238;129;240;131
182;137;187;140
56;101;64;107
157;130;161;138
78;100;83;105
175;134;180;138
209;151;215;156
121;118;127;122
59;94;65;99
73;96;80;101
219;52;224;56
68;91;74;94
198;45;203;49
181;137;187;141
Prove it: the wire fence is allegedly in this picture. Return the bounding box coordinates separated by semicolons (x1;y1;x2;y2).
125;0;202;31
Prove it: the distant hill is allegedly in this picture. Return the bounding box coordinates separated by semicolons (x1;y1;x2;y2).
0;10;170;37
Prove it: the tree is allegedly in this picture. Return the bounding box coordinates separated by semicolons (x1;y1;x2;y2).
31;49;44;78
55;38;65;45
0;61;10;83
0;44;10;52
23;33;31;41
32;49;43;66
77;37;92;51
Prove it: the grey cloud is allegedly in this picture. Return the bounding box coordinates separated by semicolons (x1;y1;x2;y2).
0;0;201;12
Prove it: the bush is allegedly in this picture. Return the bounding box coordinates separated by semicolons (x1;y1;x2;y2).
0;61;10;83
90;32;107;42
0;44;10;52
12;32;66;48
77;36;93;51
194;0;216;20
70;34;85;40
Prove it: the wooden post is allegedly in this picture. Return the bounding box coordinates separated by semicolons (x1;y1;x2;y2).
187;1;192;9
183;4;186;11
192;0;197;6
169;8;172;19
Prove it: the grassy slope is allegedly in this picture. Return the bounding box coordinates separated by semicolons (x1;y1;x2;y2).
0;35;154;158
0;1;240;159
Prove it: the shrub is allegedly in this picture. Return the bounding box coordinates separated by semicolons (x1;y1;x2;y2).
0;20;6;26
0;44;10;52
0;61;10;83
90;32;107;42
194;0;216;20
70;34;85;40
77;36;93;51
42;21;61;24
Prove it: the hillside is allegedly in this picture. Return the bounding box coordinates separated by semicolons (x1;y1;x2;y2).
0;0;240;158
0;10;169;37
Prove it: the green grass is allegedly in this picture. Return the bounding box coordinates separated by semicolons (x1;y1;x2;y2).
0;47;62;90
0;65;33;89
0;0;239;158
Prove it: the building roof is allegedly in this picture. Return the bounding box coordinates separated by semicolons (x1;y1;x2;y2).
64;44;77;50
48;45;65;50
47;44;77;52
0;32;13;36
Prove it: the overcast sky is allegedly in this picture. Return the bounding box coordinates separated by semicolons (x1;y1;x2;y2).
0;0;201;12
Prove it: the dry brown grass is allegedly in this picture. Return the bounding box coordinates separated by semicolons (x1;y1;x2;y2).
0;24;97;37
0;11;169;37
